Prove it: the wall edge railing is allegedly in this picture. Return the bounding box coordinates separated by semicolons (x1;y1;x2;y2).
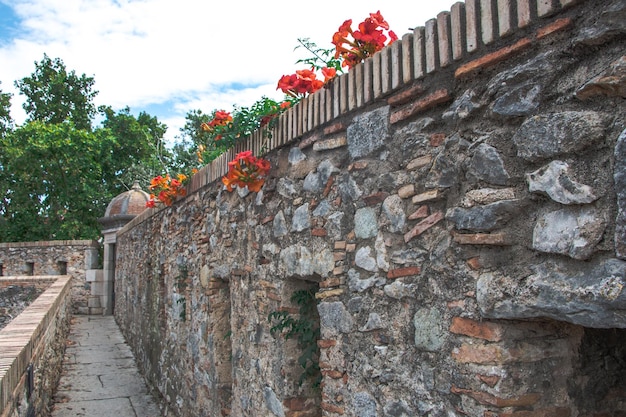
0;275;73;416
118;0;586;236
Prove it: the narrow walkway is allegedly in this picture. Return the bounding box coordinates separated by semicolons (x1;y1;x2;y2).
51;316;163;417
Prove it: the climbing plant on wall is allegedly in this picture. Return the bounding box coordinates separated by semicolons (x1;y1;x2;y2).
269;288;321;388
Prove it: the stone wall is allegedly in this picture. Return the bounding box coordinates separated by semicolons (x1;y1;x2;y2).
0;276;73;417
0;241;100;314
115;0;626;416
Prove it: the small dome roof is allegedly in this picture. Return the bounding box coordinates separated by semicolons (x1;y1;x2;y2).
104;181;149;218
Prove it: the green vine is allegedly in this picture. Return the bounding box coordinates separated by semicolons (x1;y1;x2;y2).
268;288;321;388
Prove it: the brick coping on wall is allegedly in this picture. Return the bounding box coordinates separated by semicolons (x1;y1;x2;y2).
0;275;72;416
0;240;99;249
119;0;585;235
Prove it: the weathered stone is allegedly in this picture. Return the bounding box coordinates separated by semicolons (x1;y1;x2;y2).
452;232;509;245
355;246;378;272
316;288;345;299
477;258;626;328
446;200;521;232
338;174;363;202
200;265;209;288
212;264;231;279
442;89;482;122
576;56;626;100
347;106;390;159
412;190;441;204
616;129;626;260
574;0;626;45
527;160;598;204
384;400;412;417
279;245;334;279
354;207;379;239
398;184;415;199
303;171;322;192
312;200;332;217
460;188;516;207
288;147;306;164
263;386;285;417
486;51;556;95
325;212;345;241
375;234;389;271
381;195;406;233
348;269;381;292
277;177;300;198
390;248;427;265
273;210;288;237
318;301;354;334
425;134;469;188
236;186;250;198
467;143;510;185
384;280;415;299
491;82;541;117
313;135;347;151
359;312;384;331
347;296;363;313
318;159;339;184
406;155;433;171
512;111;607;162
413;308;446;351
533;206;606;260
291;203;311;232
352;392;377;417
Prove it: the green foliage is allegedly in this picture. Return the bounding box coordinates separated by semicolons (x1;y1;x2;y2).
269;288;321;388
294;38;344;73
0;56;179;242
97;105;171;191
15;54;97;130
184;96;291;165
0;83;12;136
0;121;115;241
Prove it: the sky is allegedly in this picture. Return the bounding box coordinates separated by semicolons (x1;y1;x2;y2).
0;0;458;145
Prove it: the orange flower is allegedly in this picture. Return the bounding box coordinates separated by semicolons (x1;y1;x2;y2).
222;151;270;193
321;67;337;82
146;170;192;207
369;11;389;30
331;11;397;69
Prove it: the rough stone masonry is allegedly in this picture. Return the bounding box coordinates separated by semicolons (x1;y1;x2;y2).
114;1;626;416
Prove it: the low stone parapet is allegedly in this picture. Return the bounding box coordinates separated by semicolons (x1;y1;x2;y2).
0;275;73;417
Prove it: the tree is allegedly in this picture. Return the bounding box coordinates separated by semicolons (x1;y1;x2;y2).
15;54;97;130
0;56;176;242
0;121;115;241
0;83;12;136
97;106;171;192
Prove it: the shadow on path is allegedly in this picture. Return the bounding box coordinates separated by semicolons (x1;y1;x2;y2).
51;316;162;417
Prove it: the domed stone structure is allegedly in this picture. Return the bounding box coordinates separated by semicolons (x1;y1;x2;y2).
99;181;150;231
94;181;149;315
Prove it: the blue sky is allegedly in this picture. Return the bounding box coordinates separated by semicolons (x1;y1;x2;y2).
0;0;457;145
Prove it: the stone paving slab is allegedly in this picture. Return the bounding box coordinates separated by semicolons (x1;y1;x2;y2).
51;316;162;417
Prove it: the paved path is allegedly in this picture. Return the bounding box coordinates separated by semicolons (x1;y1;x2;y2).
51;316;162;417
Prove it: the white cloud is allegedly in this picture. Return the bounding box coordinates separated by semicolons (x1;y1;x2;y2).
0;0;458;144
